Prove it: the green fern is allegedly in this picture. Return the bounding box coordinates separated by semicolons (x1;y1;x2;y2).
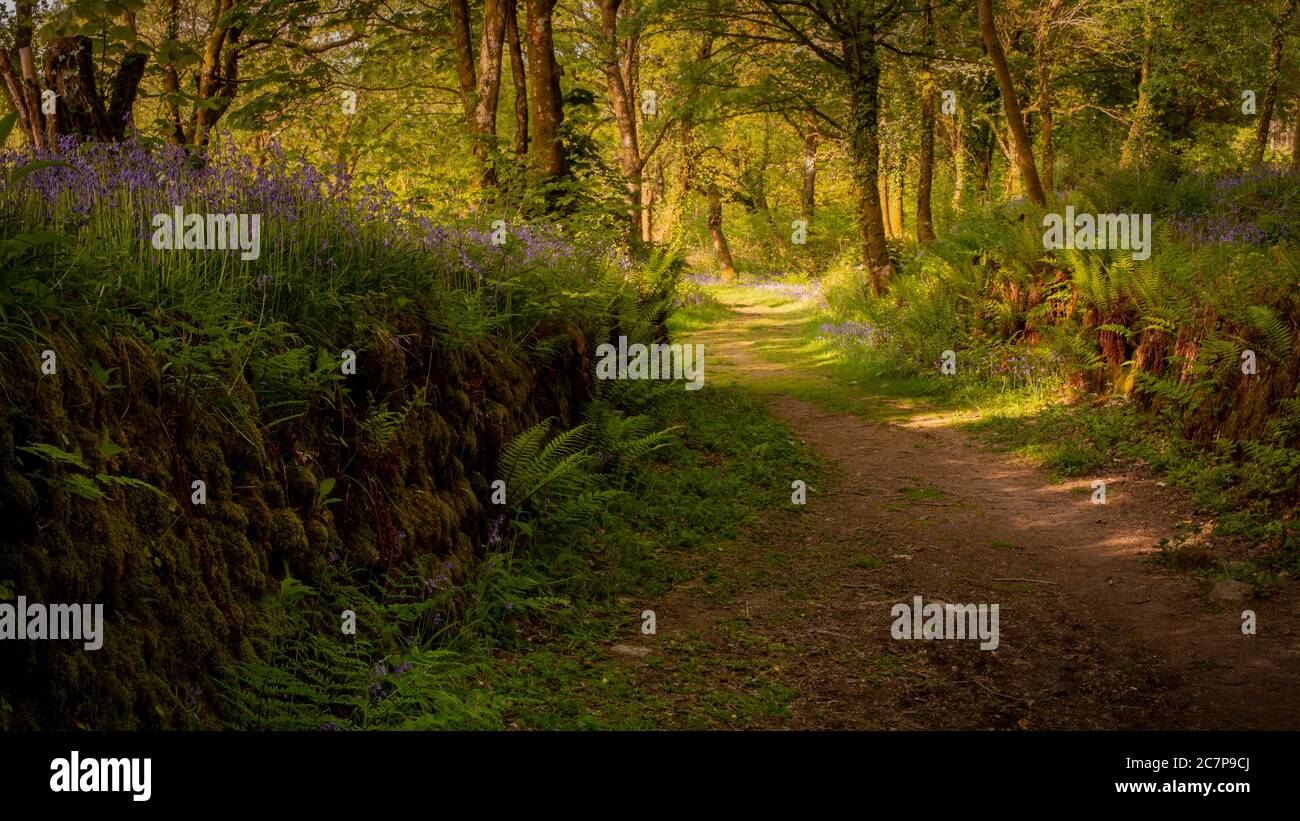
497;418;594;511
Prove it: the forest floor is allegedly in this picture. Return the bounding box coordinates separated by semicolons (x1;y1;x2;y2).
534;285;1300;730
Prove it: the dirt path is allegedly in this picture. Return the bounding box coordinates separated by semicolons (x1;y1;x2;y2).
614;290;1300;729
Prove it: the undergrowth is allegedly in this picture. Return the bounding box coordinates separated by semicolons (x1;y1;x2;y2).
215;379;817;730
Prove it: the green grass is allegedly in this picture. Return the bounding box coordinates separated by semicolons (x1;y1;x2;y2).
900;485;945;503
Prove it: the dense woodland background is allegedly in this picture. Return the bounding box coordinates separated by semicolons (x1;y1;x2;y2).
1;0;1299;729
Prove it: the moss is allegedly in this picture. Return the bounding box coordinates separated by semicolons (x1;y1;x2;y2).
0;466;39;526
261;479;286;508
1;314;603;728
269;508;312;574
284;462;317;507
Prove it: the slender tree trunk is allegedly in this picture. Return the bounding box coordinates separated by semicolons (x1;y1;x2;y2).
1003;120;1022;197
1253;0;1298;166
162;0;185;144
951;108;967;212
1035;2;1058;193
505;0;528;156
1120;3;1154;169
672;37;709;243
11;0;46;148
642;159;660;241
0;48;36;144
474;0;507;186
879;167;893;239
194;0;232;146
971;73;997;204
916;0;937;243
1037;66;1054;192
706;181;737;281
843;15;893;294
599;0;643;243
976;139;993;202
526;0;566;182
1293;99;1300;171
448;0;479;132
801;131;818;220
889;163;905;237
976;0;1047;206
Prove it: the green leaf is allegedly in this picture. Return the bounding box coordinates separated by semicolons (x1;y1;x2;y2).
318;477;336;497
19;442;89;470
9;160;76;189
99;429;125;458
0;110;18;146
88;360;114;385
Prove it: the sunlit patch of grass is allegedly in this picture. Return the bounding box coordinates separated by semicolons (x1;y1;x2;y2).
899;485;944;502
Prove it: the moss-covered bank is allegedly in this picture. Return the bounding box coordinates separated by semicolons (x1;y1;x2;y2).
0;316;601;729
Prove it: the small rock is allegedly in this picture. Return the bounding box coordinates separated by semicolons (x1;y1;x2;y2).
1210;580;1254;603
610;643;652;658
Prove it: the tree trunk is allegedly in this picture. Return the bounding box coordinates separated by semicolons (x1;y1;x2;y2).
1037;62;1054;192
950;108;967;212
976;0;1047;206
3;0;46;148
706;181;737;281
1253;0;1298;166
1119;3;1154;169
505;0;528;156
474;0;507;186
843;15;892;294
0;48;36;145
600;0;643;243
194;0;233;146
879;168;893;239
642;159;660;241
801;131;818;220
526;0;566;182
970;73;997;204
1035;0;1059;193
42;37;112;143
162;0;185;144
448;0;479;132
1003;119;1022;198
975;126;994;203
0;24;144;148
1293;98;1300;171
916;0;937;243
889;163;904;238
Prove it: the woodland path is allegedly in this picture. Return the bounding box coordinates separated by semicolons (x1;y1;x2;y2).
611;287;1300;729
